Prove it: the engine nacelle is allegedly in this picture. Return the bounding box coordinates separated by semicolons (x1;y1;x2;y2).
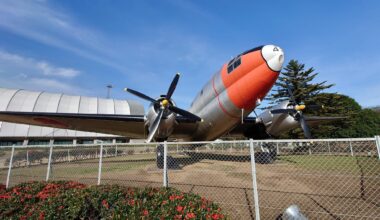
145;98;176;140
258;100;299;137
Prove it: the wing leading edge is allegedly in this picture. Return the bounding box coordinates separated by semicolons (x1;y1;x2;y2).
0;111;146;138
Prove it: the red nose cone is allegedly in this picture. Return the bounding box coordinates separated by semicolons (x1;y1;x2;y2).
222;45;284;110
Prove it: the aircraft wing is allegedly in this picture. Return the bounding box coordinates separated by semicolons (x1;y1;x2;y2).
0;111;146;138
0;88;148;138
303;115;347;126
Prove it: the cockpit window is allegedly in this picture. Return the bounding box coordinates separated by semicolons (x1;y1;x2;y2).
234;58;241;68
227;65;234;73
227;57;241;74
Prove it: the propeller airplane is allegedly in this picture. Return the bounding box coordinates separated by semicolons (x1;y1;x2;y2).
0;44;343;160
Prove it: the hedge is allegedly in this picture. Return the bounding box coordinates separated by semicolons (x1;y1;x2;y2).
0;181;227;219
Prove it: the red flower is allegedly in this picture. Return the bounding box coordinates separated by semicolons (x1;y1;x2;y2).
143;209;149;216
211;213;222;220
39;212;45;220
186;212;196;219
12;188;21;195
0;194;11;199
169;195;176;201
102;200;109;209
128;199;135;206
36;192;49;200
174;215;182;220
58;206;64;210
176;205;184;212
162;200;168;205
19;216;27;220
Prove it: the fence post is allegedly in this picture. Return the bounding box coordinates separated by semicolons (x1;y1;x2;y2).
163;141;168;187
375;136;380;160
26;147;29;167
46;145;53;181
6;145;15;189
115;145;118;157
276;142;279;154
68;149;71;162
327;142;331;155
98;143;104;185
349;139;354;157
249;139;260;220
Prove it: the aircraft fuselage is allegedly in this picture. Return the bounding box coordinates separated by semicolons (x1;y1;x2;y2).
187;45;284;141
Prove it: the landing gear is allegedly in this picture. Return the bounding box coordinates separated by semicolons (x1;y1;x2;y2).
156;144;180;169
156;144;164;169
255;144;277;164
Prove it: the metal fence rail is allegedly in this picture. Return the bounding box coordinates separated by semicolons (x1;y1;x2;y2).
0;137;379;219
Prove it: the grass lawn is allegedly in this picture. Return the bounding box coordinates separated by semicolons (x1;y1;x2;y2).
278;155;380;174
0;153;157;183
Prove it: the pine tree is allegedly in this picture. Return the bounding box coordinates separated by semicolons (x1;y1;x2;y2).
266;59;334;107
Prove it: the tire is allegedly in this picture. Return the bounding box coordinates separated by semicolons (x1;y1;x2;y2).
255;152;273;164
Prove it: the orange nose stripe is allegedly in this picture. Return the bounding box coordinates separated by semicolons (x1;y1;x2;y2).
221;50;264;89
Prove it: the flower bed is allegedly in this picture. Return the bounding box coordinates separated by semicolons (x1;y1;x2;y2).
0;181;227;219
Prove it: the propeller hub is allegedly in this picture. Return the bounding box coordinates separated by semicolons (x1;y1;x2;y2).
161;99;169;107
295;105;306;111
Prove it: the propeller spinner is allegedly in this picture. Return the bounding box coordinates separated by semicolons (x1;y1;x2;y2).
124;73;202;142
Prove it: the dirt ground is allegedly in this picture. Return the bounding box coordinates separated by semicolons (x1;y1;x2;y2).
0;151;379;219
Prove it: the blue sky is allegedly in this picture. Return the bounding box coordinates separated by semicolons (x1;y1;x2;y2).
0;0;379;111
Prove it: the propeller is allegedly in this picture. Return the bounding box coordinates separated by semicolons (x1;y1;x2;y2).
124;73;202;142
270;81;323;139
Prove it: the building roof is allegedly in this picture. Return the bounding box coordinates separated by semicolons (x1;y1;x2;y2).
0;88;144;138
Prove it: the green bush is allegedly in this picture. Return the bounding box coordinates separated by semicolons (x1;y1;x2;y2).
0;181;227;219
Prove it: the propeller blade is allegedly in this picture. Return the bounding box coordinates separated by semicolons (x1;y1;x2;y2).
124;88;157;104
166;73;180;100
146;108;164;143
168;105;202;121
285;81;297;104
299;114;312;139
271;109;297;114
307;105;324;110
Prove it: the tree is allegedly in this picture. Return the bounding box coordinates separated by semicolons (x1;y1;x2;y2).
304;93;380;138
266;59;334;107
307;93;360;138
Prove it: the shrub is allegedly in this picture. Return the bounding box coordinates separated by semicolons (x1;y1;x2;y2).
0;181;227;219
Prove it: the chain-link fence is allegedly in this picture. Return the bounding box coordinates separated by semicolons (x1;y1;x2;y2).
0;137;379;219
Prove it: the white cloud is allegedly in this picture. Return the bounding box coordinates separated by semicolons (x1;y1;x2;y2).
36;61;79;78
0;50;80;78
0;49;86;95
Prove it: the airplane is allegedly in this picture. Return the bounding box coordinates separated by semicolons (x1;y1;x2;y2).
0;45;338;163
